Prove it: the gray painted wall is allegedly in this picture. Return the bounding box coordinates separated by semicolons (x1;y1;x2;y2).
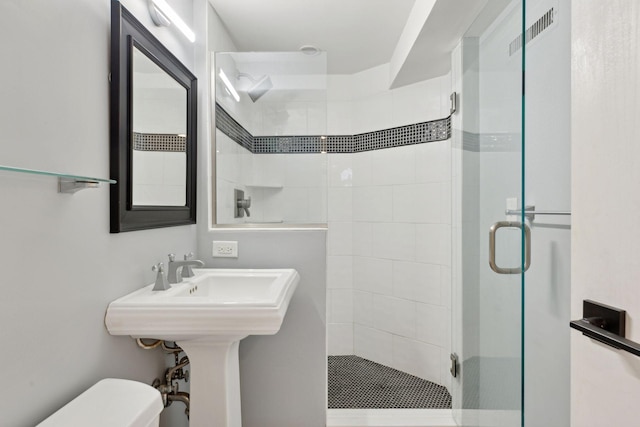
0;1;200;426
198;229;327;427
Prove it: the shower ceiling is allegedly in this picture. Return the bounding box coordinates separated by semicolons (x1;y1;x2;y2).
207;0;416;74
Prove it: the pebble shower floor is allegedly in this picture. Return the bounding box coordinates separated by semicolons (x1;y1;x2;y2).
328;356;452;409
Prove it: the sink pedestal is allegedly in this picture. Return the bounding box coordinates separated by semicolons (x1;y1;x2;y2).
178;336;247;427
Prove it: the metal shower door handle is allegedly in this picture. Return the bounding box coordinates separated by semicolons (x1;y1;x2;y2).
489;221;531;274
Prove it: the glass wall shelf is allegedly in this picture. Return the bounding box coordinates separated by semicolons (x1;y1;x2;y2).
0;165;116;194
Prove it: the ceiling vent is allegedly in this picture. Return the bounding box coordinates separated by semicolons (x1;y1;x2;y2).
509;7;555;56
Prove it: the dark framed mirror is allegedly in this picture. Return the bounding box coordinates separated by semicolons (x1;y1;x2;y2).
110;0;197;233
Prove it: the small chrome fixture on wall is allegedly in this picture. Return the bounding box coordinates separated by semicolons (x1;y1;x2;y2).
450;92;457;115
450;353;459;378
505;205;571;222
234;189;251;218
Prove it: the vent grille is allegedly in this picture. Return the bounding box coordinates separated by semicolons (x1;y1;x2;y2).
509;8;555;56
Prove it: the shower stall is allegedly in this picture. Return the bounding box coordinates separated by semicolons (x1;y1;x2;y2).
212;0;570;423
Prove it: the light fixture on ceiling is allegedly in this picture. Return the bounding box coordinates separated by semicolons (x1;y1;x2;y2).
148;0;196;43
299;45;321;56
218;69;240;102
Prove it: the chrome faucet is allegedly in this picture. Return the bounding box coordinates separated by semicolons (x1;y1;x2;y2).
152;262;170;291
167;253;204;284
181;252;198;278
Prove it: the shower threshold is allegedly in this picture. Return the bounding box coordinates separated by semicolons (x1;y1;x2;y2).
327;408;456;427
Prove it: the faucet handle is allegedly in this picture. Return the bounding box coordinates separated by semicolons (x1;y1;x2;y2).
152;263;170;291
182;252;197;278
168;253;176;262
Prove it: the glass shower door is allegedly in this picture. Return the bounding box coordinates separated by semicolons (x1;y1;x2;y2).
451;1;525;426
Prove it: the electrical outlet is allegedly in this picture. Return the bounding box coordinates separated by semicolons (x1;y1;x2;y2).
212;241;238;258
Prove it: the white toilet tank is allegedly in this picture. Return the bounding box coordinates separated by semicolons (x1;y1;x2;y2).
37;378;163;427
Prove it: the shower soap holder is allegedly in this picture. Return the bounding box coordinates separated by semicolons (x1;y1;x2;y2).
570;299;640;357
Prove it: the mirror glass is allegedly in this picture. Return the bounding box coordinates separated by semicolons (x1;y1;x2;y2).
213;52;328;226
132;47;187;206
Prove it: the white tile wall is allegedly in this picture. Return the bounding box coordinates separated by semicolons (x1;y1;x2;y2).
328;154;354;187
352;222;373;257
350;64;391;99
393;261;442;304
393;183;442;224
415;303;447;346
392;77;448;127
353;186;393;222
415;224;451;266
351;151;372;187
392;336;442;384
371;223;416;261
328;221;353;256
327;101;353;135
415;141;451;184
373;295;417;338
353;290;374;327
329;323;354;355
352;92;393;135
352;256;393;294
329;188;353;221
324;65;452;388
354;324;394;366
370;145;416;186
331;289;354;323
327;256;353;290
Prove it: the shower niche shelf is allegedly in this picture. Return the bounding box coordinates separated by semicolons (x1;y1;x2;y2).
0;165;116;193
245;183;283;189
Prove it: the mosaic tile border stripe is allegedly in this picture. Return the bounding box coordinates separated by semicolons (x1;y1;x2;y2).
216;103;451;154
214;104;253;152
452;130;521;153
132;132;186;152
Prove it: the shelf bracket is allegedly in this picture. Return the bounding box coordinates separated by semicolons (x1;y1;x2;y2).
58;178;101;194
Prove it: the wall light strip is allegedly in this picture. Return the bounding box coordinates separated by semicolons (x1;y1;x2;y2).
218;69;240;102
149;0;196;43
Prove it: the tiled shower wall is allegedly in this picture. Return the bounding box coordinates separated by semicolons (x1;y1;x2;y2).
215;53;328;224
216;132;327;224
325;64;453;390
215;62;452;389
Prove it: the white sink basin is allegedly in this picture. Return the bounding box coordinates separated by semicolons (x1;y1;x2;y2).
104;268;299;427
105;268;299;341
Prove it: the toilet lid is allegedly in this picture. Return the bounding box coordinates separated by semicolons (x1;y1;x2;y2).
37;378;163;427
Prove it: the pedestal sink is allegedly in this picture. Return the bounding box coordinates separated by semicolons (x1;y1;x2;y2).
105;268;299;427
